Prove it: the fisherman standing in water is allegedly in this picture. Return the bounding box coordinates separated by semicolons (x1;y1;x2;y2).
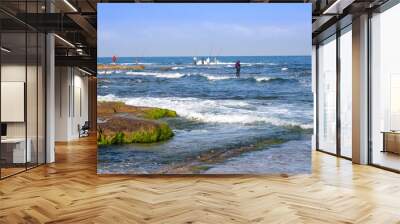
112;55;117;64
235;60;241;77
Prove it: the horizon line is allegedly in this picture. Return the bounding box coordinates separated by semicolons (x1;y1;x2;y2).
97;55;311;58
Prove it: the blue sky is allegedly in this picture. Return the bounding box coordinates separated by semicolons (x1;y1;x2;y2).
98;4;311;57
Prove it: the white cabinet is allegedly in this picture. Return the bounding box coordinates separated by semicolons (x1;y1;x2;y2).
1;138;32;163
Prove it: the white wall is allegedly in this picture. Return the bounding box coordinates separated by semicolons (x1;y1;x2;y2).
73;72;89;137
1;65;26;139
55;66;69;141
1;63;46;164
55;67;89;141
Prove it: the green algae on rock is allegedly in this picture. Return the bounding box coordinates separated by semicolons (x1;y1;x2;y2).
97;101;177;145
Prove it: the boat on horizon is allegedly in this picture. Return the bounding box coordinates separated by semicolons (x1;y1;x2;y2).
193;57;219;65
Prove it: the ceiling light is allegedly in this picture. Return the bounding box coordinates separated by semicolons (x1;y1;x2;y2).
63;0;78;12
323;0;341;14
1;47;11;53
54;34;75;48
78;67;93;76
322;0;355;15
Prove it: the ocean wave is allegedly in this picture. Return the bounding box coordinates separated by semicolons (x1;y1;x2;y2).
216;62;265;65
281;67;288;71
253;77;294;83
120;62;155;65
195;74;292;83
98;95;312;129
254;77;272;82
98;79;111;83
98;70;114;75
120;71;295;84
187;74;294;83
126;71;184;79
203;75;232;80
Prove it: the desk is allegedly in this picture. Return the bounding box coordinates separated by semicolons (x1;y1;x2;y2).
382;131;400;154
1;138;31;163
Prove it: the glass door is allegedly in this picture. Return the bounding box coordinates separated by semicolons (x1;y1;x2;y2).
317;35;337;154
1;30;28;178
370;2;400;171
0;1;46;179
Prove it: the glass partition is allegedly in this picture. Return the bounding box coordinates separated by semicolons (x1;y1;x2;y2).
0;31;28;177
0;1;46;179
317;35;337;154
339;26;352;158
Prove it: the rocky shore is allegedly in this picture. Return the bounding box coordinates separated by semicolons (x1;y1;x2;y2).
158;139;286;174
97;101;177;145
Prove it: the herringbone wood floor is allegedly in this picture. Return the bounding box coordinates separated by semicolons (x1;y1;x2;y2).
1;136;400;224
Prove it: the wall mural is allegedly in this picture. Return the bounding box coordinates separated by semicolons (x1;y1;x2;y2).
97;3;313;174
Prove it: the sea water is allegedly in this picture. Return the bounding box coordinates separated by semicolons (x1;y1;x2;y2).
97;56;312;174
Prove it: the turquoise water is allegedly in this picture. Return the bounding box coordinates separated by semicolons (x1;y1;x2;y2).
97;56;312;174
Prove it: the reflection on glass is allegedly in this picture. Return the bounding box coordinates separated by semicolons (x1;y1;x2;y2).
1;32;27;177
27;31;38;169
318;36;337;154
340;28;352;158
0;1;47;179
371;3;400;171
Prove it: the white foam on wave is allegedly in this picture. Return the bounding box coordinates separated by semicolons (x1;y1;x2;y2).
205;76;279;83
216;62;264;65
204;75;232;80
281;67;288;71
213;62;234;65
124;71;272;82
126;71;184;79
120;62;155;65
98;70;112;75
106;70;283;84
254;77;272;82
200;74;277;82
201;74;276;82
126;71;223;80
98;94;312;129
